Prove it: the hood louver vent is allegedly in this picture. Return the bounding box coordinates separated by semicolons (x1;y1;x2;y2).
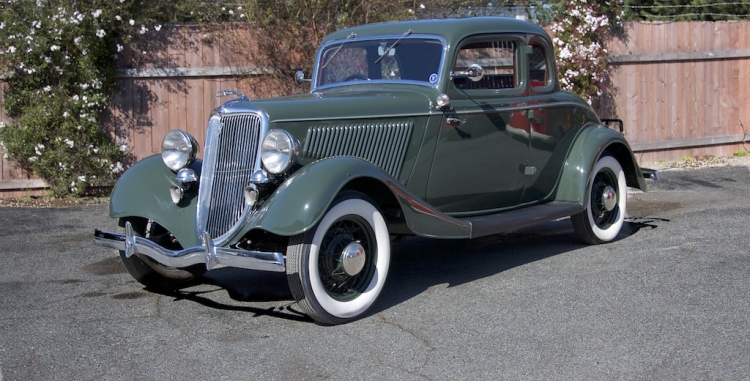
301;121;414;179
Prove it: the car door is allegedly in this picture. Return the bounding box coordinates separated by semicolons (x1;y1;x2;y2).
521;36;589;203
426;35;529;215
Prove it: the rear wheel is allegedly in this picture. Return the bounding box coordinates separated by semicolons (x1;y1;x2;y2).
286;191;390;325
572;155;627;244
119;218;205;290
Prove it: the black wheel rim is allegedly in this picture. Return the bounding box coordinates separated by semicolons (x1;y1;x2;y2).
317;216;377;301
590;169;619;229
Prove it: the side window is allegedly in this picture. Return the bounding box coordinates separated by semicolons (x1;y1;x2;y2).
453;39;518;90
529;42;553;90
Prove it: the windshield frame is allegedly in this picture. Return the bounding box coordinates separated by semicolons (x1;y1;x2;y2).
311;33;448;92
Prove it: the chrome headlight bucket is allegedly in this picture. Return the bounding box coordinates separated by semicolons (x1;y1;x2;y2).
261;129;298;174
161;130;198;171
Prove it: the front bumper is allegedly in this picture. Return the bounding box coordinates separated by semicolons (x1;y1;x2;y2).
93;222;285;272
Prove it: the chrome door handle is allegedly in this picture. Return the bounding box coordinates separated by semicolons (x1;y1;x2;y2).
446;116;466;127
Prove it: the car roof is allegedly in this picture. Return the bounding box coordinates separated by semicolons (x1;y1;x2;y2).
321;16;550;45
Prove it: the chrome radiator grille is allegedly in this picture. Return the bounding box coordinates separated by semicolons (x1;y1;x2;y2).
301;121;414;178
201;114;263;239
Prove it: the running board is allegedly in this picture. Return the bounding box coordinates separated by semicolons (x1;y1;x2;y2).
463;201;584;239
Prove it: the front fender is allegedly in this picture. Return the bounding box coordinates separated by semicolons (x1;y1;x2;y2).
555;124;646;205
109;155;202;248
243;156;471;239
244;157;393;238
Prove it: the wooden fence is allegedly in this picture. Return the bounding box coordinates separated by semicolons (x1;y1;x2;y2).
607;21;750;163
1;21;749;197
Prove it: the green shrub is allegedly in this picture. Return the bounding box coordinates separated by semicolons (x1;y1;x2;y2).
0;0;225;196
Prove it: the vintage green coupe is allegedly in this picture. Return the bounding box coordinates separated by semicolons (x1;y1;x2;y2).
94;17;648;325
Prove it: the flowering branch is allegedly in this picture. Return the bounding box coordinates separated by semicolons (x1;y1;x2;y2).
549;0;624;108
0;0;158;196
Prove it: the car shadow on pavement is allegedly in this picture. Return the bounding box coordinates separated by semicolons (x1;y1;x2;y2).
145;271;311;322
367;217;669;320
138;217;669;324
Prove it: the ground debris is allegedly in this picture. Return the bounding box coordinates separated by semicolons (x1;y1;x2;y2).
0;195;109;208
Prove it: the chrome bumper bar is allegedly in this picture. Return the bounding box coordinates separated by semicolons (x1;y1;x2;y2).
93;222;285;272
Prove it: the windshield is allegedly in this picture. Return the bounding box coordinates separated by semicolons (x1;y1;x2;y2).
315;37;444;88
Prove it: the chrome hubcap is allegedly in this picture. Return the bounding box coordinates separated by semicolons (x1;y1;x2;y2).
341;241;366;276
602;186;617;212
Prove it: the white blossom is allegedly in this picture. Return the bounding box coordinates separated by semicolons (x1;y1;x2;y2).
139;25;148;34
119;144;128;152
96;29;105;38
7;46;16;54
92;9;102;18
64;139;74;148
129;19;135;26
111;162;124;174
117;44;124;52
154;25;162;32
29;156;38;163
35;144;44;155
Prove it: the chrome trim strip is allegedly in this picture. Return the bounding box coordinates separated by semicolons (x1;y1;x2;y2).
93;226;285;273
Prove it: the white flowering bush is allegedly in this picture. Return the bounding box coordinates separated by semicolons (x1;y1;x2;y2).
0;1;141;196
549;0;624;107
0;0;192;196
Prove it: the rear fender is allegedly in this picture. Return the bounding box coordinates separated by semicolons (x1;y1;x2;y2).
109;155;201;248
555;124;646;206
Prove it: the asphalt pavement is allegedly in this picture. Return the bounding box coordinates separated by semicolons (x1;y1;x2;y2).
0;163;748;380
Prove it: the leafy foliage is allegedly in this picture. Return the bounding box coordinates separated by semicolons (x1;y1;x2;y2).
547;0;625;109
625;0;750;21
241;0;527;95
0;0;223;196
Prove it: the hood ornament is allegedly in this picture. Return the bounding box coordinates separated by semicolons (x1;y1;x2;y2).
215;90;249;101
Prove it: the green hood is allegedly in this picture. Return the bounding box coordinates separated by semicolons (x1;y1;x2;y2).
217;84;440;122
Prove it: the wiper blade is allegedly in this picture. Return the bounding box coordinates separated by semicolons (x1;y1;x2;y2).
375;29;413;64
322;32;357;69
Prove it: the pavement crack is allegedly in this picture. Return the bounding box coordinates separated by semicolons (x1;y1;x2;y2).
377;312;435;380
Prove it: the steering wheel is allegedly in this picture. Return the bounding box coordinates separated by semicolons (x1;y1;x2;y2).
343;74;371;82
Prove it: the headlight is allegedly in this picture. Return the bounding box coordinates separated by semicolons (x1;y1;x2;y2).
161;130;198;171
261;129;298;174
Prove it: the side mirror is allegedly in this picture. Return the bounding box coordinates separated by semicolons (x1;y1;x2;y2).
295;70;311;85
466;64;484;82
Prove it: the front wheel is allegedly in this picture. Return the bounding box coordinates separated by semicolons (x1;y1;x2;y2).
119;218;205;290
572;155;627;244
286;191;390;325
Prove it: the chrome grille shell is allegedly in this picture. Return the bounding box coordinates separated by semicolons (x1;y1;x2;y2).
301;121;414;179
197;112;268;244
